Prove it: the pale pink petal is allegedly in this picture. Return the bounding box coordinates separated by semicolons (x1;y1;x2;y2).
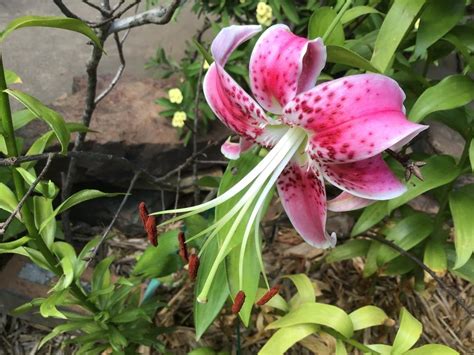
211;25;261;66
327;191;375;212
277;160;336;248
250;24;326;114
221;137;253;160
283;74;428;163
321;155;406;200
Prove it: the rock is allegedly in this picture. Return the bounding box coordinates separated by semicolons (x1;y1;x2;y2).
326;212;354;237
427;121;465;160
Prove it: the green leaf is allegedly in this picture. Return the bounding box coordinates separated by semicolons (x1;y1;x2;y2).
255;288;289;312
308;7;344;45
449;184;474;269
470;140;474;173
404;344;459;355
0;182;19;214
110;308;150;323
259;324;319;355
266;303;354;338
392;308;422;353
341;6;381;25
33;196;56;248
280;0;300;24
371;0;426;73
5;89;70;154
13;109;36;130
133;230;181;278
16;167;58;199
423;239;447;274
387;155;460;211
92;256;113;293
326;45;380;73
39;321;92;349
225;226;260;326
349;306;389;331
351;201;388;237
5;69;22;85
0;236;31;251
0;16;101;48
413;0;465;58
376;214;433;265
335;339;348;355
39;290;67;319
326;239;371;263
192;39;214;66
284;274;315;308
409;75;474;123
194;235;228;340
53;242;78;289
447;247;474;283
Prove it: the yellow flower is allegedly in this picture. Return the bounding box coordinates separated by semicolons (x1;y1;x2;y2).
256;2;269;16
203;60;210;70
256;2;272;26
168;88;183;104
172;111;187;128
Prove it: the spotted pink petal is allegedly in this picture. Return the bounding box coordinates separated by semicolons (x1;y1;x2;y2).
250;24;326;114
327;191;375;212
283;74;428;163
277;160;336;248
221;137;253;160
321;155;406;200
211;25;262;66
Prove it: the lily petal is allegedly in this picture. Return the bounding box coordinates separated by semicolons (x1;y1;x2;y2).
327;191;375;212
250;24;326;114
283;74;428;163
277;160;336;248
221;137;253;160
211;25;262;66
321;155;406;200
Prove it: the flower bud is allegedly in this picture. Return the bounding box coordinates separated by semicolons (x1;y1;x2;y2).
256;284;281;306
232;290;246;314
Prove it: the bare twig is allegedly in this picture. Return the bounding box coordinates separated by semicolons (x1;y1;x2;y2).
107;0;180;34
364;232;474;318
83;171;141;266
0;154;54;236
91;0;141;28
52;0;82;20
83;0;109;15
94;30;129;104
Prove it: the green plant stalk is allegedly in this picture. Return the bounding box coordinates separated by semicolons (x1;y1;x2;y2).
0;54;97;313
322;0;352;42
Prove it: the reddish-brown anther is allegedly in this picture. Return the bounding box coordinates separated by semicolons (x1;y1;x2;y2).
256;284;281;306
231;290;246;314
178;232;189;263
145;215;157;246
138;202;149;226
188;254;199;281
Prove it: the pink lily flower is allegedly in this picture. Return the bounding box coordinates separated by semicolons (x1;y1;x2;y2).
156;24;427;303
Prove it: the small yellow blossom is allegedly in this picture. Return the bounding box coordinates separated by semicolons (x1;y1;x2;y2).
172;111;187;128
240;0;246;3
168;88;183;104
256;2;272;26
203;60;210;70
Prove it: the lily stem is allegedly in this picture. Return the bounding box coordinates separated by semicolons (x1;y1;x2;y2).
0;54;97;313
322;0;352;42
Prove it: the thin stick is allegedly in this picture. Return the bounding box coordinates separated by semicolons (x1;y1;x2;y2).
193;61;205;204
0;153;54;236
83;171;141;267
364;232;474;317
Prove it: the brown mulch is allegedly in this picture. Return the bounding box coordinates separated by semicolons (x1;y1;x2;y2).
1;223;472;354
